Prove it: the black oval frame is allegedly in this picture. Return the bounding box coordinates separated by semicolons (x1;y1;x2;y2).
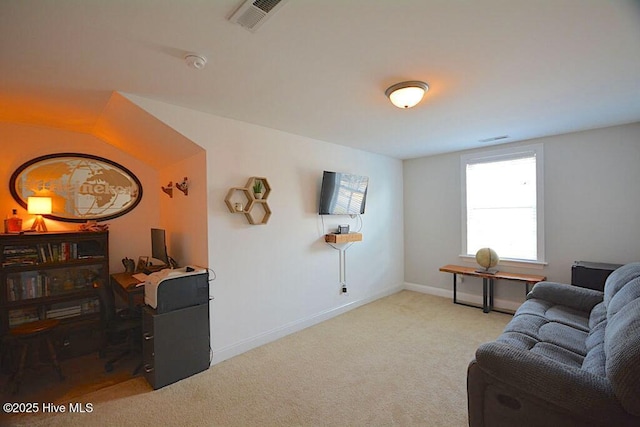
10;153;143;223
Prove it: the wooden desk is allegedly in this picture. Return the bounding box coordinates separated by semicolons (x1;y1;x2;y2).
439;264;546;313
110;272;144;309
109;272;145;375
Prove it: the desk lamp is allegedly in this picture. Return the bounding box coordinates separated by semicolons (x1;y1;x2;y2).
28;196;52;232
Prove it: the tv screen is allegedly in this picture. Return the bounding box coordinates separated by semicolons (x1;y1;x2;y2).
319;171;369;215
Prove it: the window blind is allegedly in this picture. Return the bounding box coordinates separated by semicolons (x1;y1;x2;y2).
466;154;537;260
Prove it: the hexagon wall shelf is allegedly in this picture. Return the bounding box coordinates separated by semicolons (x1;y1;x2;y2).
224;177;271;225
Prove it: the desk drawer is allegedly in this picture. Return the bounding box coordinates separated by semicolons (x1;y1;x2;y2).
142;309;155;379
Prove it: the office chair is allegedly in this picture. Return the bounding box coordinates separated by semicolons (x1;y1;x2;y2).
94;280;142;373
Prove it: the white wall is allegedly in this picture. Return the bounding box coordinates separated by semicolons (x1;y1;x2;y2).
158;152;208;268
404;122;640;309
127;95;405;363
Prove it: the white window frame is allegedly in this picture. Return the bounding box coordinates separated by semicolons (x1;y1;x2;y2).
460;143;545;268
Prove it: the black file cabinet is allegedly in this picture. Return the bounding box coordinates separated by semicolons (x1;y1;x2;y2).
142;303;210;389
571;261;622;292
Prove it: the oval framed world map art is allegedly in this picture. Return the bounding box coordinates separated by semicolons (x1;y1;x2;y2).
10;153;143;223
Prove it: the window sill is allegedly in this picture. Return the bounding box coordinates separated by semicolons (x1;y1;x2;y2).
459;255;547;270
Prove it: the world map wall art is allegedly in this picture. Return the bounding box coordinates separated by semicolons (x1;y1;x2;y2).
10;153;143;222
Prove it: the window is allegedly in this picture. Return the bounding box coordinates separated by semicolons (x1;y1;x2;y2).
461;144;544;263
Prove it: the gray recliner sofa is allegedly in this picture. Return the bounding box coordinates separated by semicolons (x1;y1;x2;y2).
467;262;640;427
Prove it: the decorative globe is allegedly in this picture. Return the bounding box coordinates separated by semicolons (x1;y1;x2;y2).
475;248;499;270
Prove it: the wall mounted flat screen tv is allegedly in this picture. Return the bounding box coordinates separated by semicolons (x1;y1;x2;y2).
318;171;369;215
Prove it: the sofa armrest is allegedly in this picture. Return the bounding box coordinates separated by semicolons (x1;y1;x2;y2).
472;341;631;423
528;281;603;311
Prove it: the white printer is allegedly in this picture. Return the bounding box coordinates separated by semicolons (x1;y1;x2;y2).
143;266;209;314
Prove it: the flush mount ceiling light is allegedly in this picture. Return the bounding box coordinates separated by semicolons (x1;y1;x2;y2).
385;81;429;109
185;54;207;70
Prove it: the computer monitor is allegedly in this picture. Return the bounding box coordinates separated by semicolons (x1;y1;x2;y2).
151;228;170;267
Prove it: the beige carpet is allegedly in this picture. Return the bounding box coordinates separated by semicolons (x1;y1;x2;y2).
5;291;511;427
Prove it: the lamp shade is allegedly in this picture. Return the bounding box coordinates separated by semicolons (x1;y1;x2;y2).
27;196;52;215
385;81;429;109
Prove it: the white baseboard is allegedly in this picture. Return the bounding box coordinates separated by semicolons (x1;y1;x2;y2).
404;282;522;312
404;282;451;298
212;284;404;364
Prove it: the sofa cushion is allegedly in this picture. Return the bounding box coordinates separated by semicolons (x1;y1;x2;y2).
585;320;606;351
502;312;588;356
604;297;640;416
530;342;585;368
589;301;607;329
582;321;607;377
603;262;640;307
516;299;590;332
582;342;606;377
496;332;584;368
546;306;590;332
538;322;588;355
528;281;603;312
607;277;640;318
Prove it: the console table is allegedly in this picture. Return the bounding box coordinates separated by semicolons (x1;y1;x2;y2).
439;264;546;313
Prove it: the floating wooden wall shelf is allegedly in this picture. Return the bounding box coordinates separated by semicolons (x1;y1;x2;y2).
324;232;363;244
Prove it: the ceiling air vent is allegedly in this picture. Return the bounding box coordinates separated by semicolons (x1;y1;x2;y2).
228;0;288;32
479;135;509;143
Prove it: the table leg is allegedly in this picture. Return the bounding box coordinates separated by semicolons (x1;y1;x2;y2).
489;278;494;311
482;278;489;313
453;273;458;304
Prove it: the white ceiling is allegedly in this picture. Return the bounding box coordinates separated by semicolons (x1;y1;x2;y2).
2;0;640;160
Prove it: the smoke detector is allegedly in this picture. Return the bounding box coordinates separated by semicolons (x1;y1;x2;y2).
228;0;288;32
185;54;207;70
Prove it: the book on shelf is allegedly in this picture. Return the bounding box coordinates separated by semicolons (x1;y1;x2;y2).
38;244;47;263
2;258;38;267
47;305;82;319
6;272;51;301
2;248;40;266
3;245;38;256
8;308;40;327
81;298;99;314
2;241;93;264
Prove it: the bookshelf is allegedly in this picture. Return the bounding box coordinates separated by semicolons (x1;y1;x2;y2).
0;231;109;358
